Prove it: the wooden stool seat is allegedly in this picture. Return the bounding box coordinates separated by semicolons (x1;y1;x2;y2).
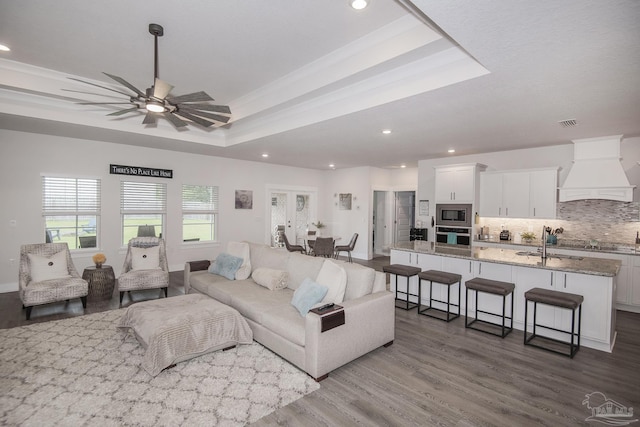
465;277;515;338
383;264;422;310
418;270;462;322
524;287;583;358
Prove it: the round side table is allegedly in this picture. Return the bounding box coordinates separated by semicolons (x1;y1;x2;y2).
83;265;116;301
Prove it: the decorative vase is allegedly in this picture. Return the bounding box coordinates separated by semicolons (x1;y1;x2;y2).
547;235;557;245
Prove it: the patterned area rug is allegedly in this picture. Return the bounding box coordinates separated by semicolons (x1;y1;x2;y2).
0;309;319;426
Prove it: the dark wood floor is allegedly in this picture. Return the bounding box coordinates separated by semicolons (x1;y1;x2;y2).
3;255;639;426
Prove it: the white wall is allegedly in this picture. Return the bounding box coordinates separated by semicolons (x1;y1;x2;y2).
0;129;327;291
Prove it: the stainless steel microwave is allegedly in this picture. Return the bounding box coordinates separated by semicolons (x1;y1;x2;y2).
435;203;472;227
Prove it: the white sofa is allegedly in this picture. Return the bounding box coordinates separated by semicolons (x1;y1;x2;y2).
184;242;395;381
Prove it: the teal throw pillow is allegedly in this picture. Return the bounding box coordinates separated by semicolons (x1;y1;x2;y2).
291;277;328;317
208;252;244;280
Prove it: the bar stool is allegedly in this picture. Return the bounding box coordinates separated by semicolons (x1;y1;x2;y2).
383;264;421;310
417;270;462;322
524;287;583;358
465;277;515;338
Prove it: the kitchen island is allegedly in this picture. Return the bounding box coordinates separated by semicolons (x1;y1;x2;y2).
390;241;621;352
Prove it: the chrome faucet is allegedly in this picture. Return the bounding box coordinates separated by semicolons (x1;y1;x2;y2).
541;226;550;259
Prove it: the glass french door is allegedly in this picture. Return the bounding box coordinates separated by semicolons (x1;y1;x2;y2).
268;189;315;247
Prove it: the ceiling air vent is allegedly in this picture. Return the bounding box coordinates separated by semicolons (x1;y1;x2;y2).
558;119;577;128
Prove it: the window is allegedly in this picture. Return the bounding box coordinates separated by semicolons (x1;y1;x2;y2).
121;181;167;245
42;176;101;249
182;184;218;242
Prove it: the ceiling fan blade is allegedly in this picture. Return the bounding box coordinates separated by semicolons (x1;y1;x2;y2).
168;91;213;103
76;102;135;105
174;110;215;127
142;112;158;124
67;77;133;97
108;107;140;116
163;112;188;128
179;103;231;114
178;107;230;124
103;72;146;97
153;78;173;99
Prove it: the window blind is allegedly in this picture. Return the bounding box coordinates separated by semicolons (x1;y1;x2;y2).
121;181;167;213
42;177;100;214
182;184;218;212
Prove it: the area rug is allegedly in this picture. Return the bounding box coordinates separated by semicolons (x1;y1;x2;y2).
0;309;319;426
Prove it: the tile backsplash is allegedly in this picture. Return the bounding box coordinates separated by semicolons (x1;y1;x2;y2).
478;200;640;247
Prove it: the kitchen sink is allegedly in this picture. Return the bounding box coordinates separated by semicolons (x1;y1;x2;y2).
515;251;584;260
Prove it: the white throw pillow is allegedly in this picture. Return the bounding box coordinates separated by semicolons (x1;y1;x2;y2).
227;241;251;280
130;246;161;271
315;260;347;304
252;267;289;290
28;250;70;282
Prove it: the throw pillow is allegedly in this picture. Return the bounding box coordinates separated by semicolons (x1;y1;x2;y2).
252;267;289;291
315;260;347;304
291;277;328;317
130;246;161;271
209;252;244;280
28;250;70;282
227;241;252;280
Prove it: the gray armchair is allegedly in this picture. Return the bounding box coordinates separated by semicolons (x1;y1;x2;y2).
19;243;88;320
313;237;334;258
334;233;358;263
118;237;169;306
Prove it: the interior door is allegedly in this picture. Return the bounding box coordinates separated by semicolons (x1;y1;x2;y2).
395;191;415;244
269;190;313;247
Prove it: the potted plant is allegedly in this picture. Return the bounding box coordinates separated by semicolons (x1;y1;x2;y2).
92;252;106;268
520;232;536;244
312;221;326;236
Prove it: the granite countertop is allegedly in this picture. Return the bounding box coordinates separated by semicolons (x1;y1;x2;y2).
474;237;638;256
392;241;622;277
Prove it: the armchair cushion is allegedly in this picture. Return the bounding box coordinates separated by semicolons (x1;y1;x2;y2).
252;267;289;291
130;246;160;271
291;278;328;316
27;250;70;282
209;253;243;280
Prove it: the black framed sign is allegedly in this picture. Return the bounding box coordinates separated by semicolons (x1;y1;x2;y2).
110;164;173;179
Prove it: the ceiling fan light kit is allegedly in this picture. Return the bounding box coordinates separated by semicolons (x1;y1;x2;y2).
68;23;231;129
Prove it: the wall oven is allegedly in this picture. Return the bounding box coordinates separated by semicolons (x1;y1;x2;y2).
435;227;471;246
435;203;472;228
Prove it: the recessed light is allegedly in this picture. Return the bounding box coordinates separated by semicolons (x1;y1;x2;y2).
350;0;368;10
261;153;269;158
0;44;10;52
448;149;455;153
382;129;391;134
400;164;406;168
329;164;336;169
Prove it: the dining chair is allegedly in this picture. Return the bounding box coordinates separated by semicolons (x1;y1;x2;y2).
334;233;358;262
313;237;334;258
282;233;306;254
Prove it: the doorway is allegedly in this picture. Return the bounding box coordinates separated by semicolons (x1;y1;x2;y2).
267;187;316;247
395;191;415;245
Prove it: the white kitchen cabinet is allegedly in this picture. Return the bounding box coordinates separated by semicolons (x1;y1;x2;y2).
529;169;558;219
632;256;640;307
478;168;558;219
435;164;479;203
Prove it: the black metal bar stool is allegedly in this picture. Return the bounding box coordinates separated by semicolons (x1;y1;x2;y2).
465;277;515;338
383;264;422;310
417;270;462;322
524;287;583;358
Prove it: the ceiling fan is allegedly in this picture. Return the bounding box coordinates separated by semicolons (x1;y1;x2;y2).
66;23;231;129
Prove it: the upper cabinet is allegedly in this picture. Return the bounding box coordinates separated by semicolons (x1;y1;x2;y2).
435;164;485;203
479;168;558;219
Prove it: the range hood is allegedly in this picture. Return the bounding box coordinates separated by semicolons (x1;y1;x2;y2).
558;135;636;202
